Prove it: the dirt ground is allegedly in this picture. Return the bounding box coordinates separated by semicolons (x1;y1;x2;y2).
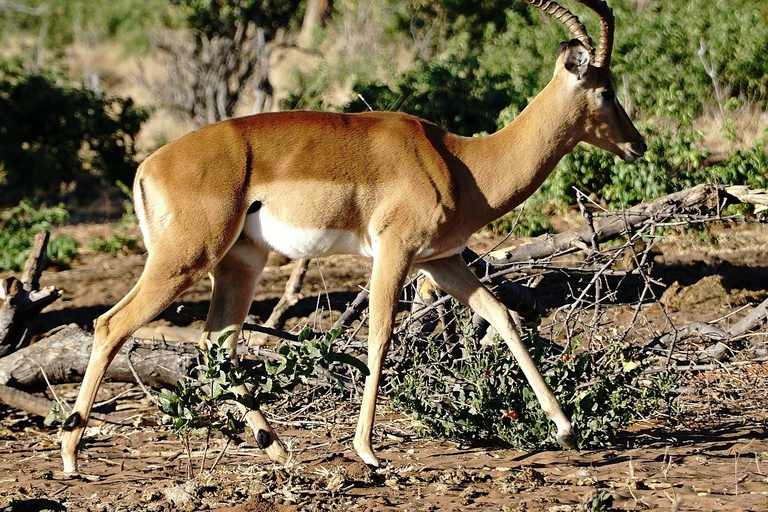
0;222;767;511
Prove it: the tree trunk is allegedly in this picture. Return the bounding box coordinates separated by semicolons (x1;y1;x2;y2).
299;0;332;47
0;325;196;391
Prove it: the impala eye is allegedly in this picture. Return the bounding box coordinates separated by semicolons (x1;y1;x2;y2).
601;90;615;102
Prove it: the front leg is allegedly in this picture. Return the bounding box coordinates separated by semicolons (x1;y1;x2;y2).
417;254;576;449
353;239;415;467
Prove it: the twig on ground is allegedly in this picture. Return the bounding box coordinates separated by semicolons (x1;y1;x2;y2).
177;305;300;342
126;343;158;405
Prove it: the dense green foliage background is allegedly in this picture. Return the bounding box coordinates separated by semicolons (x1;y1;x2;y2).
0;62;147;206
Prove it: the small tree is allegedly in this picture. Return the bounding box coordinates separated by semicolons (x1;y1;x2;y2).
150;0;304;127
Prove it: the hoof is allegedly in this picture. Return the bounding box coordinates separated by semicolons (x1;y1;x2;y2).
556;430;578;451
353;439;381;468
60;428;81;474
61;454;78;474
262;435;289;466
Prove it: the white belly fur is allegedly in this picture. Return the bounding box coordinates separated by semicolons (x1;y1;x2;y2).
243;208;465;261
243;209;372;259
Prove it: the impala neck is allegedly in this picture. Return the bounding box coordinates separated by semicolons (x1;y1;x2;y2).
449;76;582;230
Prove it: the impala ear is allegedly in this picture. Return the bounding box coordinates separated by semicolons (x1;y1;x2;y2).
559;39;590;80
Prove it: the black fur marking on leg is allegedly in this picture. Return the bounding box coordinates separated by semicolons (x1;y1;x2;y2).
256;429;272;450
62;412;83;431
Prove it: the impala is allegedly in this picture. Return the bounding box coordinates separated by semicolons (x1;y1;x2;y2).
60;0;645;472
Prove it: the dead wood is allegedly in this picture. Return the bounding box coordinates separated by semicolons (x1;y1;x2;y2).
177;305;300;342
299;0;333;47
656;296;768;351
0;322;355;420
0;384;119;425
725;185;768;210
264;258;310;330
337;248;543;337
0;324;196;391
0;383;60;419
488;183;766;264
0;231;62;357
332;280;370;331
462;248;542;320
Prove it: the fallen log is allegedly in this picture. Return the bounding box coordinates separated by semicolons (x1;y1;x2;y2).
656;296;768;355
178;305;300;342
334;248;543;335
488;184;767;264
0;324;196;391
0;323;342;420
332;280;370;331
0;323;198;423
0;384;117;426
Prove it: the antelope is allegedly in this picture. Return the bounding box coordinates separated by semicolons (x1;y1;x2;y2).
60;0;645;473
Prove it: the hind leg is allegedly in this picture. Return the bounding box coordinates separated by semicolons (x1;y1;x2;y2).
60;254;208;473
201;239;289;464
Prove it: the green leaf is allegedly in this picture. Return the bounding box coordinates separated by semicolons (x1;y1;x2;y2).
622;360;639;373
333;352;370;376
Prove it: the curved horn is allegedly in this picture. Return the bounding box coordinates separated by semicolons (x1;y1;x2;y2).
576;0;614;67
522;0;594;56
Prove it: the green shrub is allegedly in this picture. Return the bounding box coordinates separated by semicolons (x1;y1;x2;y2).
486;195;552;238
89;181;141;255
486;119;716;236
0;62;148;206
0;200;78;271
348;42;515;136
89;232;140;255
389;314;675;450
710;140;768;190
158;328;368;445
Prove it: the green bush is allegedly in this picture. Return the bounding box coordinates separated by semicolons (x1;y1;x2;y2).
0;62;147;206
158;328;368;444
486;119;757;236
0;200;78;271
348;42;515;136
710;141;768;190
89;181;141;255
89;231;140;255
389;314;676;450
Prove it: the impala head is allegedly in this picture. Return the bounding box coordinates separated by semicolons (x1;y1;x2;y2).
526;0;647;162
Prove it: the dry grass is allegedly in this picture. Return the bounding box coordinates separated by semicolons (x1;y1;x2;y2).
696;101;768;157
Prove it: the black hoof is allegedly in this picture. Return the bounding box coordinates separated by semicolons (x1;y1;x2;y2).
556;431;578;450
256;429;272;450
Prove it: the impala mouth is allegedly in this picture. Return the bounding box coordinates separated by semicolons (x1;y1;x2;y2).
621;140;647;163
622;149;643;163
